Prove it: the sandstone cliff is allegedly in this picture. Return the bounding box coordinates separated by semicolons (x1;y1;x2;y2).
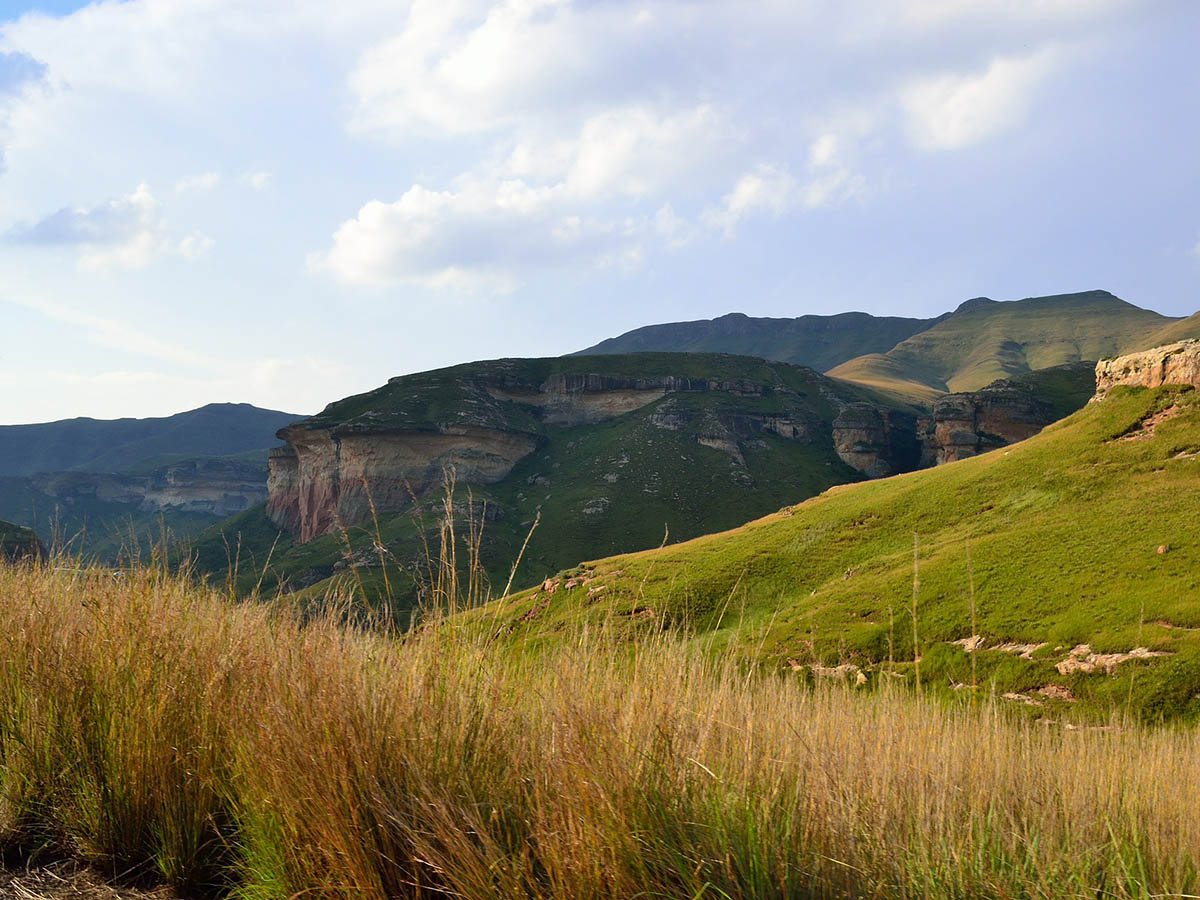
831;404;920;478
1095;339;1200;395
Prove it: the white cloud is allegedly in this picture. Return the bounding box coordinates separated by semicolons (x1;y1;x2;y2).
310;178;642;292
242;171;272;190
174;171;220;192
703;165;797;237
901;48;1060;150
7;182;215;270
177;232;215;259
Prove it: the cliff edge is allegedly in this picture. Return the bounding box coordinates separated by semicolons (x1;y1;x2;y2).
1095;339;1200;396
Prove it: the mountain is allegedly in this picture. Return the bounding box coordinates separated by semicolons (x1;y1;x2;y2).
577;291;1198;407
189;352;1093;619
576;311;942;370
484;340;1200;721
0;402;303;477
828;290;1193;397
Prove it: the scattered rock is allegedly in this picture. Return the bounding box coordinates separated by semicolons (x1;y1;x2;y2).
1054;644;1171;675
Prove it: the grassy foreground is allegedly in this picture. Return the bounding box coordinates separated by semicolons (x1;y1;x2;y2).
1;562;1199;899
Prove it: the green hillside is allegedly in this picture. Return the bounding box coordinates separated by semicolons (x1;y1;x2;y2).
1143;310;1200;347
0;402;301;477
829;290;1178;395
576;311;940;370
484;382;1200;720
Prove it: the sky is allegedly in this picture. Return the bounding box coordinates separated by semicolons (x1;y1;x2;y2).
0;0;1197;424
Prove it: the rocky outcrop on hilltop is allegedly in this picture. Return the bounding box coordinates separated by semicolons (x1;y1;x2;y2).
30;458;269;517
1095;339;1200;395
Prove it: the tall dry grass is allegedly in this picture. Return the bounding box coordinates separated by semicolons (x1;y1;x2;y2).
0;558;1197;899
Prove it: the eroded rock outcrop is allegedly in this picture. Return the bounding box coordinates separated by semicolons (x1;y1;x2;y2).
275;424;538;543
832;404;920;478
918;363;1095;465
1095;339;1200;395
919;384;1055;465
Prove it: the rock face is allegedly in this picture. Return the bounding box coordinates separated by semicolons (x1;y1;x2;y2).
274;424;538;543
919;382;1058;466
30;458;269;517
1095;339;1200;395
832;404;920;478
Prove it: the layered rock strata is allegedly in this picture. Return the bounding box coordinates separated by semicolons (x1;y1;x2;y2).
275;424;538;543
1095;339;1200;395
919;382;1058;466
832;405;920;478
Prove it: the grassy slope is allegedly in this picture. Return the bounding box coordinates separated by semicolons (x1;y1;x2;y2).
1143;310;1200;347
575;311;939;370
487;383;1200;720
830;291;1179;396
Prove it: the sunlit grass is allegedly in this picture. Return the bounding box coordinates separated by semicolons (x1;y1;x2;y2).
0;558;1197;899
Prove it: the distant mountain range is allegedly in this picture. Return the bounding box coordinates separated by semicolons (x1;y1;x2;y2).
0;403;303;557
0;402;302;477
576;310;945;371
578;290;1199;402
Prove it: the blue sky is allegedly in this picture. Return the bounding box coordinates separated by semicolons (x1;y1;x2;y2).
0;0;1197;423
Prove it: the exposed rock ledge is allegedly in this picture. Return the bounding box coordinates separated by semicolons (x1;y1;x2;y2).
1095;339;1200;395
269;426;538;543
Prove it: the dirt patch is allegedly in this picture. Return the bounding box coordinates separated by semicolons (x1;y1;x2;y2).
0;862;174;899
1115;404;1182;442
1054;644;1171;675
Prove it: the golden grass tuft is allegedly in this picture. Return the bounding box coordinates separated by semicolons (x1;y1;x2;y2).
0;558;1197;899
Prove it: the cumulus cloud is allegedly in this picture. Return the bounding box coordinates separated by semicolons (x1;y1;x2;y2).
310;178;644;292
7;183;212;269
901;48;1060;150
